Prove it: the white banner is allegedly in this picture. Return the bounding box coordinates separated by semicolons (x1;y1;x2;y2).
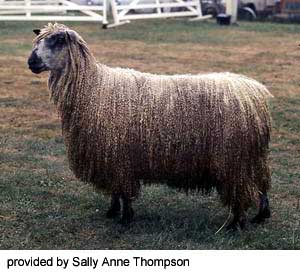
0;250;299;277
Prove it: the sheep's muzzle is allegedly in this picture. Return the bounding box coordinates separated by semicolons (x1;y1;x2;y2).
28;50;47;74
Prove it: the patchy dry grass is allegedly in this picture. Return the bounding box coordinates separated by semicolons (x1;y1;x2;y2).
0;20;299;249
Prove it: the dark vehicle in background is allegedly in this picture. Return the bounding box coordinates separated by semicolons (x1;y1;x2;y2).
239;0;279;20
201;0;280;20
201;0;225;17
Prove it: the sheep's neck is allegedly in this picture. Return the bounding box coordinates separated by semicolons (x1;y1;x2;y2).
48;56;98;132
49;56;97;107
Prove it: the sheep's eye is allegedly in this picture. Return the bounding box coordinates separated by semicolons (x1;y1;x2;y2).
56;37;65;45
47;35;65;47
56;37;65;44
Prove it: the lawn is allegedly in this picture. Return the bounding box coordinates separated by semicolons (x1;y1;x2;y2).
0;19;299;249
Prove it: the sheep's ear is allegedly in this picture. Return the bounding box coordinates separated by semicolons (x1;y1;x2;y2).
33;29;41;36
65;30;77;42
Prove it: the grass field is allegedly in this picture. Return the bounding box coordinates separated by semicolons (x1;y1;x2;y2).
0;19;299;249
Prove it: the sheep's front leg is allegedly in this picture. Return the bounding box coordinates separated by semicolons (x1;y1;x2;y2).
120;193;134;225
106;193;121;218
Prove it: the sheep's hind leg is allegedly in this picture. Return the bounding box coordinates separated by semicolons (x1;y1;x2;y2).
251;193;271;224
106;193;121;218
120;193;134;225
226;206;247;231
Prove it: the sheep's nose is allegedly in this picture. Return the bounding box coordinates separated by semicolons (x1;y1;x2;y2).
28;51;41;66
28;50;46;74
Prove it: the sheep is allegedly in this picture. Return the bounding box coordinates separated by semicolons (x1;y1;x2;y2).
28;23;272;230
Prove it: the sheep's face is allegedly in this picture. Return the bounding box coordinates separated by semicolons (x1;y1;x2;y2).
28;30;69;74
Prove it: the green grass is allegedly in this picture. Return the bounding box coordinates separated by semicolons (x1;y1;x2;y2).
0;19;299;249
2;19;300;45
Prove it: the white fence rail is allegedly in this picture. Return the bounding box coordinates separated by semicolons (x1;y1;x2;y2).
0;0;107;23
0;0;211;27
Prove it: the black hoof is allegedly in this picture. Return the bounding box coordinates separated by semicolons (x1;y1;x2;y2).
251;207;271;224
239;218;247;230
226;218;247;231
250;215;265;224
119;217;131;225
226;222;239;231
106;208;120;219
261;207;271;219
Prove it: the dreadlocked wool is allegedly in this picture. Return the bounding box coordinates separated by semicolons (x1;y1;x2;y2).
38;24;272;212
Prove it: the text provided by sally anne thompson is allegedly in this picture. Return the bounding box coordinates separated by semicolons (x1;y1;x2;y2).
2;252;298;277
6;255;190;271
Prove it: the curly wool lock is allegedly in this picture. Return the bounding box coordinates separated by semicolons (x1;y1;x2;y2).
29;23;273;229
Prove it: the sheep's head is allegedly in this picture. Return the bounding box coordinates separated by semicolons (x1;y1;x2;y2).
28;23;88;74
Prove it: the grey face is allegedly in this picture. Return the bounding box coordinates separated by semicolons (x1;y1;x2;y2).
28;30;69;74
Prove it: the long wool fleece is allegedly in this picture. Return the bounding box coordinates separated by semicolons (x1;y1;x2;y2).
37;23;272;210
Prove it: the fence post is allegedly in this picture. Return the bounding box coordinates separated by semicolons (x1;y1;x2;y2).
226;0;238;24
25;0;31;17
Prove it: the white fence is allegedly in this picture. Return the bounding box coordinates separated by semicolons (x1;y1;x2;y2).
0;0;211;27
109;0;211;27
0;0;107;23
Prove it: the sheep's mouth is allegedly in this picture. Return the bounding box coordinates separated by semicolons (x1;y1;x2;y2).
29;64;47;74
